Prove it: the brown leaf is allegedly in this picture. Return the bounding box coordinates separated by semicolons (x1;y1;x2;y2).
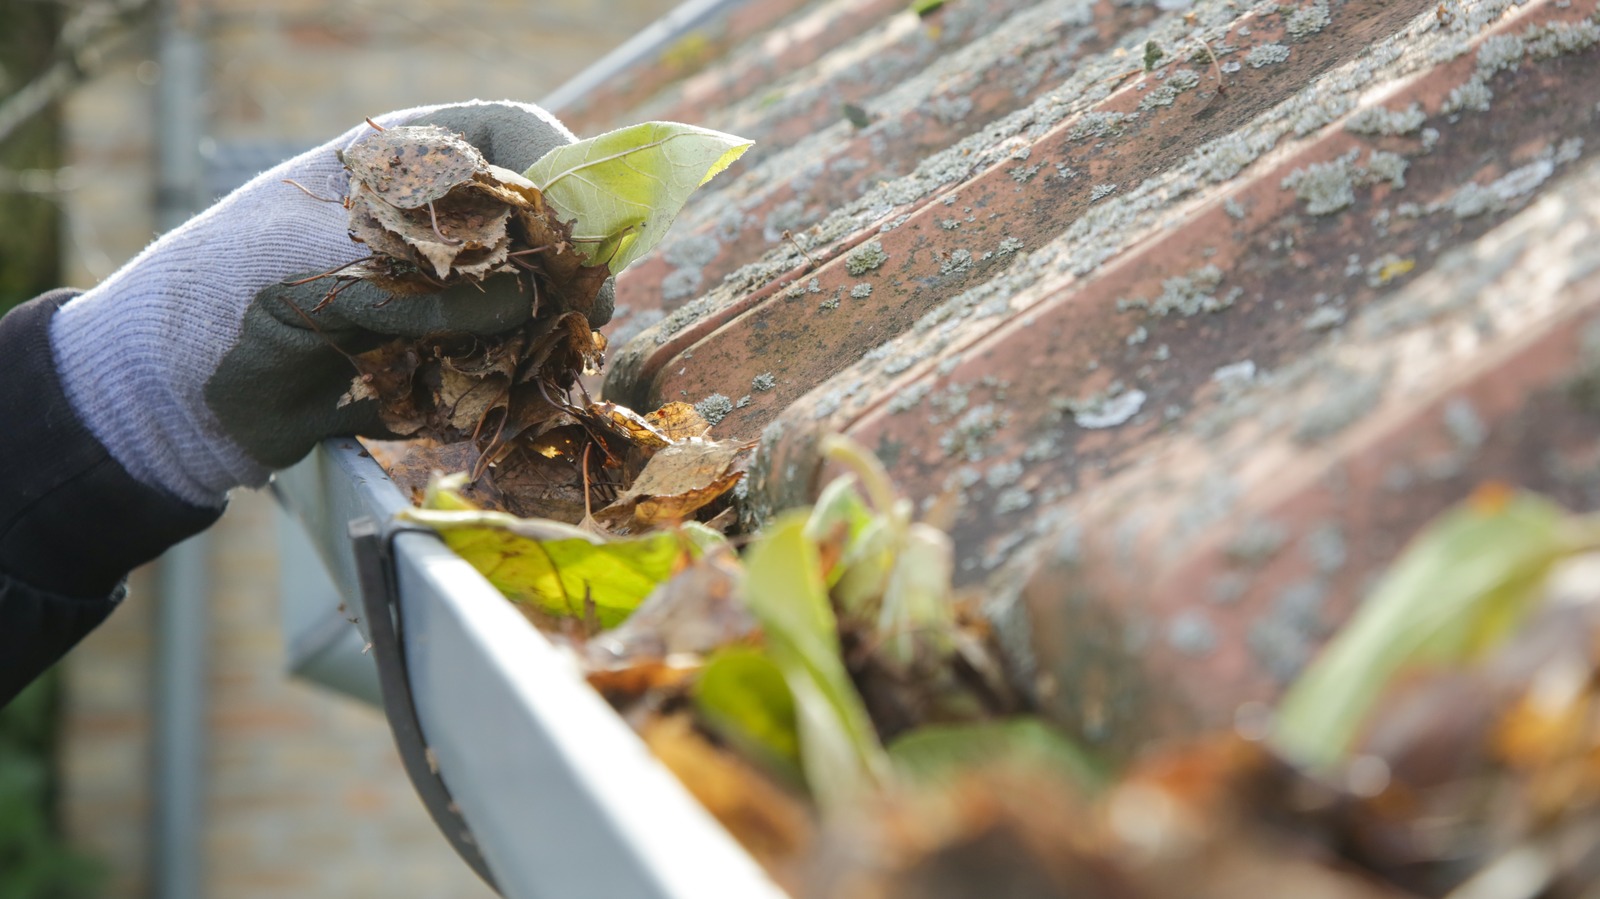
350;182;513;281
645;401;714;441
436;368;509;434
594;439;751;529
345;190;417;263
341;125;486;210
344;339;425;434
641;713;814;871
586;660;700;708
512;202;613;324
462;163;544;208
586;400;674;450
363;439;502;508
489;441;593;524
335;132;619;513
635;471;745;525
516;311;600;385
586;550;755;665
629;439;748;496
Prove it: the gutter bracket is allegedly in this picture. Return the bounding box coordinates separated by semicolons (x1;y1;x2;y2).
349;516;502;895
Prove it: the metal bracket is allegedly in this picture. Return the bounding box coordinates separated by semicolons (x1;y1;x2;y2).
349;517;501;895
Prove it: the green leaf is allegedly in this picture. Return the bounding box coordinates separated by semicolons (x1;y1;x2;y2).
804;475;875;551
877;522;955;665
832;517;894;617
680;520;734;555
523;121;753;275
804;474;877;590
814;437;958;665
742;511;890;813
888;718;1105;789
400;476;698;627
694;647;803;784
1274;489;1571;770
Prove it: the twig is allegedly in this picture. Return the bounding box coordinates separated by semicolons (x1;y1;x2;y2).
1191;32;1227;96
281;255;379;286
278;295;359;364
782;229;816;266
425;198;462;245
282;178;342;203
581;441;595;521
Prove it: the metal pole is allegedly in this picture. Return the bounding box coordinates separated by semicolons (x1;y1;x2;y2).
151;1;209;896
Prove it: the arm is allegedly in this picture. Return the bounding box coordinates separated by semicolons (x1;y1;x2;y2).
0;101;598;707
0;291;220;706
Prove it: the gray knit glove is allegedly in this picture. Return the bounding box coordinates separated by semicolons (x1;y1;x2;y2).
50;100;604;509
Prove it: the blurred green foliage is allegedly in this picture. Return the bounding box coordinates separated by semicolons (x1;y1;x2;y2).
0;0;66;317
0;674;103;899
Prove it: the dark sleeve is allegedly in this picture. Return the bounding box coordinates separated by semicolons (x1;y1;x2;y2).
0;292;223;707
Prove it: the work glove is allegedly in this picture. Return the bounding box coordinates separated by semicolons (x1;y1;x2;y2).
50;100;611;509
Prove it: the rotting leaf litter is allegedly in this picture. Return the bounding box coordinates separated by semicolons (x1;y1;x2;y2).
298;119;753;524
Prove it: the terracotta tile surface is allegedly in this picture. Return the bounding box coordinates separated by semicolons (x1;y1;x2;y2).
611;0;1165;334
585;0;1600;755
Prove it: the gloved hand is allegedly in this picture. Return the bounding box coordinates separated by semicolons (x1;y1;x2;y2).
50;100;610;509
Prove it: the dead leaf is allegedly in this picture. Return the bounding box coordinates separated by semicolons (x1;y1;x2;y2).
635;472;745;525
437;367;508;434
344;339;425;434
489;441;592;524
328;122;620;485
348;181;511;280
646;401;713;441
641;713;814;871
586;549;755;665
362;438;499;508
587;660;700;708
595;439;750;529
341;124;486;210
587;401;674;450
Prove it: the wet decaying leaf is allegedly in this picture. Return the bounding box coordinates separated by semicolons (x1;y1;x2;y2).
593;438;751;532
340;125;484;210
484;434;592;522
318;121;767;544
642;713;815;875
399;475;708;628
586;548;755;664
362;438;496;506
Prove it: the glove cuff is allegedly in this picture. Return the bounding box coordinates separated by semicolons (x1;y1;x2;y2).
51;273;270;507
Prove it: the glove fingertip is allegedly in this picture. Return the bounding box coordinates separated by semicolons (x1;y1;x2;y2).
404;101;576;172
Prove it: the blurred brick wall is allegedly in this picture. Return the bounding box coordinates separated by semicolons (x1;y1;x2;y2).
54;1;679;895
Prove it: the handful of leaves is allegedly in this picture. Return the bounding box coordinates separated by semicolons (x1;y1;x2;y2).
320;119;752;510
